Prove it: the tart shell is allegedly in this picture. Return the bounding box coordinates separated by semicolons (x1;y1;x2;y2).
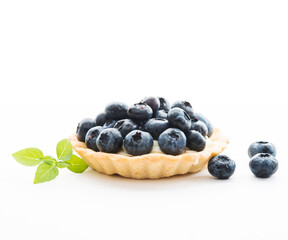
68;128;229;179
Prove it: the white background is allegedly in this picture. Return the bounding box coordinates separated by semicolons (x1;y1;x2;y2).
1;1;288;240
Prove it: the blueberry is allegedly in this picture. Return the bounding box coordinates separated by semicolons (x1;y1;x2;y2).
248;141;276;158
114;119;139;137
249;153;278;178
76;118;97;142
190;118;208;137
158;97;170;112
85;126;105;151
167;107;191;133
127;103;153;121
105;102;128;120
103;119;117;128
155;110;168;119
144;118;169;140
138;120;148;131
123;130;153;156
186;130;206;152
193;112;214;137
141;96;160;114
208;155;236;179
158;128;187;155
171;100;194;118
95;112;107;126
96;128;123;153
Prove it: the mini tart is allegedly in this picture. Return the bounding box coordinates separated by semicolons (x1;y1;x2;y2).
68;128;229;179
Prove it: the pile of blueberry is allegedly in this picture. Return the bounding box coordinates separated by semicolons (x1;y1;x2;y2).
76;97;214;156
248;141;278;178
207;141;278;179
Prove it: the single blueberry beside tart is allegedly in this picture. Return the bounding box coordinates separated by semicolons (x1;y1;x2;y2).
85;126;105;151
76;118;97;142
123;130;154;156
158;128;187;155
248;141;276;158
96;128;123;153
167;107;191;133
208;155;236;179
249;153;278;178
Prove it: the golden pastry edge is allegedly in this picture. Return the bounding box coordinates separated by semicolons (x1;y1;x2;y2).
68;128;229;179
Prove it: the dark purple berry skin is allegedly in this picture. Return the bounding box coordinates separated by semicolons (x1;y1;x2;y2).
208;155;236;179
249;153;278;178
76;118;97;142
190;118;208;137
248;141;276;158
144;118;169;140
114;119;139;137
171;100;194;118
103;119;117;128
155;110;168;119
105;102;128;120
193;112;214;137
167;107;191;133
95;112;107;126
96;128;123;153
158;97;171;112
141;96;160;115
123;130;153;156
186;130;206;152
127;103;153;121
158;128;187;155
85;126;105;151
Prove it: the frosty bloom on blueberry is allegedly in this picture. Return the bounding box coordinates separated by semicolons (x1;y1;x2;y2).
249;153;278;178
85;126;104;151
171;100;194;118
190;118;208;137
167;107;191;133
158;128;187;155
76;118;97;142
208;155;236;179
123;130;154;156
248;141;276;158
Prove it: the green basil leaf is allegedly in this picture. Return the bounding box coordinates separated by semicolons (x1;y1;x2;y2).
34;162;59;184
12;148;43;166
56;139;73;161
57;161;71;168
67;154;88;173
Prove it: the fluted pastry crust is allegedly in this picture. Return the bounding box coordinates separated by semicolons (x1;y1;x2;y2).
68;128;229;179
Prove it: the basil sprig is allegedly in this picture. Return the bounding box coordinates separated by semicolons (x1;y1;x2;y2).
12;139;88;184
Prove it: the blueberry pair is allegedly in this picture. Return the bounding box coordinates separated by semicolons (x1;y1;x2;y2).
248;141;278;178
